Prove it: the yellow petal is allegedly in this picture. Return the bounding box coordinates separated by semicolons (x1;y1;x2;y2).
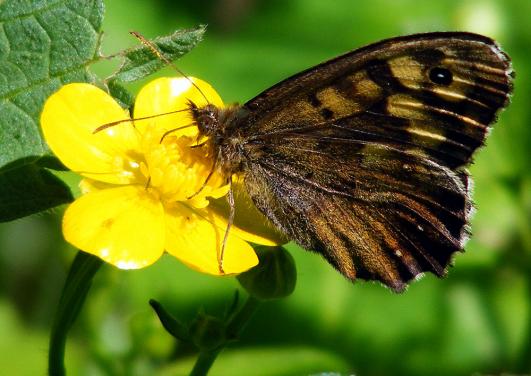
207;179;288;246
133;77;224;144
63;186;165;269
41;83;143;185
164;203;258;275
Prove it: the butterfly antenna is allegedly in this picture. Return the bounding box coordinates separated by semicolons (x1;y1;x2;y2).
130;31;211;105
93;108;190;134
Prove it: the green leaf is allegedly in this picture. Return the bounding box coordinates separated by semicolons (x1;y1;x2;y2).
0;0;104;170
35;155;68;171
110;25;206;83
149;299;190;342
0;161;73;222
49;251;102;376
106;79;135;108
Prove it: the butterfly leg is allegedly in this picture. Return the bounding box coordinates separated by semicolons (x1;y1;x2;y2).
186;158;217;199
190;141;207;149
218;176;235;274
159;123;195;143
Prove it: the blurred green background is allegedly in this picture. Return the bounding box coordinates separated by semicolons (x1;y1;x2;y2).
1;0;529;375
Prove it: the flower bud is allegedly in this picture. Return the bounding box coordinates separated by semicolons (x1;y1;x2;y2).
237;245;296;300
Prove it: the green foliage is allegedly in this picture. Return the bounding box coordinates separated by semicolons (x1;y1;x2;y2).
106;79;135;108
0;0;104;219
0;0;104;169
159;346;351;376
149;299;190;341
0;160;72;221
109;26;206;83
237;245;297;300
49;252;102;376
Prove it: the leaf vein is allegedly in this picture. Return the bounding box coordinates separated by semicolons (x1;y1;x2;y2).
0;0;65;23
0;62;94;101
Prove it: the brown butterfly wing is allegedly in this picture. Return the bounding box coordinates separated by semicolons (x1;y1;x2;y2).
240;32;512;169
235;32;513;291
243;140;470;291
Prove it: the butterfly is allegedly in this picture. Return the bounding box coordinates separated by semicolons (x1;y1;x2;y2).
188;32;513;292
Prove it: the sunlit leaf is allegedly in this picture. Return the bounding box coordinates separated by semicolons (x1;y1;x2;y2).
110;25;206;83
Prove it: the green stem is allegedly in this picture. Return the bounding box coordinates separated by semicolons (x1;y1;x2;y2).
189;348;222;376
226;296;260;338
188;296;261;376
48;252;102;376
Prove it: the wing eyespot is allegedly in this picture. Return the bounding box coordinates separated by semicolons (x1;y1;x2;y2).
428;67;453;86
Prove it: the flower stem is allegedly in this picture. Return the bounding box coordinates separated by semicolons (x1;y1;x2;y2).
48;251;102;376
226;296;260;338
188;296;260;376
189;348;222;376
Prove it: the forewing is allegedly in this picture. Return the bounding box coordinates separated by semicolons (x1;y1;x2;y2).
240;32;513;169
238;32;512;291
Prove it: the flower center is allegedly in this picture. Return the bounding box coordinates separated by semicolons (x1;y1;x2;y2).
141;128;229;208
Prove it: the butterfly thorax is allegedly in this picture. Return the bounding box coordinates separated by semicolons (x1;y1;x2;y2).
190;102;247;178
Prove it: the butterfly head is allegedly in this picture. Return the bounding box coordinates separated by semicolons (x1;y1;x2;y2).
188;101;222;138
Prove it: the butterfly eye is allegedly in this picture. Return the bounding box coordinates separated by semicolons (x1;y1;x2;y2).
429;67;453;86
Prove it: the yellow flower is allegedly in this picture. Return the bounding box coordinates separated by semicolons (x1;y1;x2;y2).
40;77;283;275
